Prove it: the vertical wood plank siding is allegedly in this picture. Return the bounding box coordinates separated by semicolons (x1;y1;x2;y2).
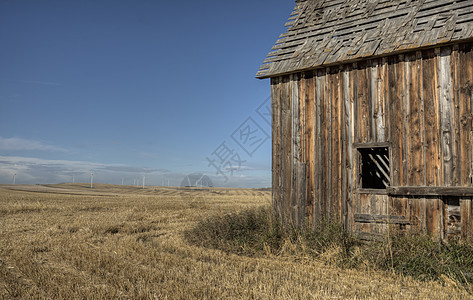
271;42;473;238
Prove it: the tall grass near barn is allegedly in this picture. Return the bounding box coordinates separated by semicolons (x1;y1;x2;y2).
188;205;473;291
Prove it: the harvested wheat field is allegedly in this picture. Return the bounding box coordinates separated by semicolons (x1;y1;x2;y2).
0;184;471;299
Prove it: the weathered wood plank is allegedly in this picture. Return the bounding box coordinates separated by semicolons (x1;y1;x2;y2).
298;72;306;166
406;53;424;186
354;213;412;225
342;67;350;229
353;141;390;149
314;70;321;223
298;73;307;227
375;58;387;142
423;49;441;187
291;73;301;226
356;63;371;143
400;54;409;187
326;69;333;219
417;50;427;187
388;55;403;186
305;71;316;227
337;68;343;221
271;77;281;219
451;45;461;186
459;43;473;187
370;61;378;142
467;198;473;239
316;69;326;220
461;198;472;238
348;65;356;231
468;45;473;188
388;186;473;197
331;68;341;220
281;75;292;227
439;47;454;186
433;50;443;188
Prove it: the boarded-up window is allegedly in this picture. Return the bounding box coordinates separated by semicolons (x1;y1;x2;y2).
358;147;390;189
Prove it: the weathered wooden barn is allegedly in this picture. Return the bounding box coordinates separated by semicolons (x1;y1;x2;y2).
258;0;473;240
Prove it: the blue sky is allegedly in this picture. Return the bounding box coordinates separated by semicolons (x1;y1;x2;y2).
0;0;294;187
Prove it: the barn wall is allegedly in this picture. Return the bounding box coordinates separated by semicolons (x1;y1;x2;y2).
271;42;473;239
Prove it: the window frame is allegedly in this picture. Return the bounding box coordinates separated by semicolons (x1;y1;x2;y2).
353;142;391;195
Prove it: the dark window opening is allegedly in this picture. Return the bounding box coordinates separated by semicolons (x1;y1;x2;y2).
359;147;390;189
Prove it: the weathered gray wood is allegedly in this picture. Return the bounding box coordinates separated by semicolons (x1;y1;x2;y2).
388;186;473;197
281;76;292;226
332;68;342;220
404;56;411;186
354;213;412;225
291;74;301;226
271;77;281;219
342;68;351;230
357;188;388;195
305;72;316;228
451;44;461;187
315;71;323;223
423;49;440;187
439;48;454;186
327;70;333;219
376;59;386;142
399;54;408;187
388;55;403;187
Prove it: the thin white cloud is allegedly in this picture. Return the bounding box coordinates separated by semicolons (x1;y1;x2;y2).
0;137;67;152
0;155;103;172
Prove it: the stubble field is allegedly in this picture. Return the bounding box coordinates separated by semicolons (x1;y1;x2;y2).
0;183;471;299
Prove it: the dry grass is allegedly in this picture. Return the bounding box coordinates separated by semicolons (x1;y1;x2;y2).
0;184;471;299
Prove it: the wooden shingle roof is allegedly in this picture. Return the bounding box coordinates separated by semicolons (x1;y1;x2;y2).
257;0;473;78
